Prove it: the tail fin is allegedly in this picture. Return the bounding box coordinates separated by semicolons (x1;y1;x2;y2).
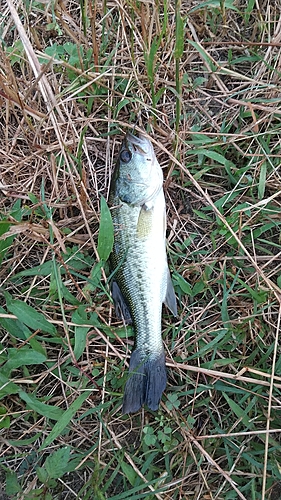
122;348;167;414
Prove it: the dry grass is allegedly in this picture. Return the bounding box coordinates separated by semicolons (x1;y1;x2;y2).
1;0;281;499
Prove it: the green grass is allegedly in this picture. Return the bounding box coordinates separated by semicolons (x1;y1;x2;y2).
1;0;281;499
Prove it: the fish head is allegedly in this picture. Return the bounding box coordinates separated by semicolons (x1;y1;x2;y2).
113;132;163;207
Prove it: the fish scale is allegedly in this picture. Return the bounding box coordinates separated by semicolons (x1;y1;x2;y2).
109;131;177;413
112;201;166;347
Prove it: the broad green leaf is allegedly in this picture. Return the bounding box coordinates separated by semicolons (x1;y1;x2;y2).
143;426;157;446
83;262;103;298
44;447;71;479
174;274;192;295
38;391;91;451
72;306;99;326
191;133;216;145
5;471;22;496
28;192;39;204
245;0;255;24
121;462;137;487
0;220;11;237
72;308;95;360
71;307;88;325
0;305;32;339
3;347;46;376
0;307;46;356
0;373;20;399
187;148;235;167
8;432;42;447
97;196;114;261
253;222;276;239
214;381;249;395
145;39;159;83
236;276;268;303
19;391;64;421
36;467;49;484
192;281;205;296
6;299;56;335
11;260;53;278
192;209;213;222
0;221;14;266
238;451;264;469
0;407;10;429
60;283;81;305
223;392;252;428
166;393;180;410
155;87;166;105
11;251;92;280
114;98;131;118
73;325;90;360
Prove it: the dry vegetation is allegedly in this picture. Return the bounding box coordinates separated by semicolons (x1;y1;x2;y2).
1;0;281;499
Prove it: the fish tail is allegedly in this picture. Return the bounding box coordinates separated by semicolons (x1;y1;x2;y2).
122;348;167;414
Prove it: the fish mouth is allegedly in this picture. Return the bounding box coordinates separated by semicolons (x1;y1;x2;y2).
125;131;152;156
118;130;163;207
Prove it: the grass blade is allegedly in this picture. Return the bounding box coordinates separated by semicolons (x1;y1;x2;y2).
38;391;91;451
6;298;56;335
97;196;114;262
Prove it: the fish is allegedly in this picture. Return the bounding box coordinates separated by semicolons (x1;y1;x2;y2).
109;131;177;413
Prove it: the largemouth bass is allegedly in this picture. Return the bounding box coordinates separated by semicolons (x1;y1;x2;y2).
109;131;177;413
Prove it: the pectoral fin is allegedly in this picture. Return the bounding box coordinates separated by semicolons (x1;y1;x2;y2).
111;281;132;325
137;206;154;238
164;269;177;317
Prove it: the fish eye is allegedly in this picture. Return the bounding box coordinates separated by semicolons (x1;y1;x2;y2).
120;149;132;163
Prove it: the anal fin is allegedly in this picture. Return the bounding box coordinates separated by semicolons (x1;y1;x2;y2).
111;280;132;325
164;269;177;317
